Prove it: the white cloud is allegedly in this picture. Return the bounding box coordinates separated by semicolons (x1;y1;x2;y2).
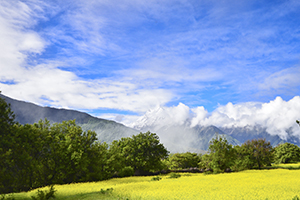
1;63;173;113
200;96;300;140
258;67;300;92
0;0;174;113
132;96;300;140
0;0;46;80
1;0;300;129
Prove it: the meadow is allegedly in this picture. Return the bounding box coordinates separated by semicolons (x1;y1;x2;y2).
6;163;300;200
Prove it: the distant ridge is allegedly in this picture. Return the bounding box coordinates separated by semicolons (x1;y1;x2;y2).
0;94;139;144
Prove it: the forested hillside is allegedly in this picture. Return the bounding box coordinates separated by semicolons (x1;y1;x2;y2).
0;94;139;143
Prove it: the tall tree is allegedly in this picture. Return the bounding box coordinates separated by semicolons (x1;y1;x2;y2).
110;132;169;175
199;135;236;173
234;139;273;169
0;93;17;193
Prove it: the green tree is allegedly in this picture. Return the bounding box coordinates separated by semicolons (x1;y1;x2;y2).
199;135;236;173
85;141;111;181
0;93;17;193
234;139;273;170
110;132;169;175
165;152;201;170
297;120;300;126
32;119;103;184
274;142;300;164
0;94;112;193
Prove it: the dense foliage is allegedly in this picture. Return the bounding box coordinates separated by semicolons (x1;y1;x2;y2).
0;117;110;193
109;131;169;175
200;135;236;172
0;95;168;194
274;142;300;164
164;152;201;170
199;136;275;172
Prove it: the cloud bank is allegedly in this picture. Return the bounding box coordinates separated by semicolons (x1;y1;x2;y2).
131;96;300;140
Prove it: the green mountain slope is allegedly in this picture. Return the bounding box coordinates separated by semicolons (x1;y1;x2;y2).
0;94;139;143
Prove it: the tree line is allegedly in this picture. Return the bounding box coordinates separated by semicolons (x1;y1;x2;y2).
1;94;300;194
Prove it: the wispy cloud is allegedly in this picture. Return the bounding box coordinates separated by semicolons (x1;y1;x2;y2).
0;0;300;124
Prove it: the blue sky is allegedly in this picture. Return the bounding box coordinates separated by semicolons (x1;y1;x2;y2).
0;0;300;125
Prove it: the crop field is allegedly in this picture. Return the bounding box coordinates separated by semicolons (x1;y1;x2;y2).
9;164;300;200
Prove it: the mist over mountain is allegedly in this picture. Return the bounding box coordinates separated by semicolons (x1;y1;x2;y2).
0;94;139;144
130;100;300;151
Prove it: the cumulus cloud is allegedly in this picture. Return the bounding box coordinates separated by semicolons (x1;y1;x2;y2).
131;96;300;140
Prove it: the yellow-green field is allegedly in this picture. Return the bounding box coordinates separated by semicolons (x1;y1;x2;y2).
9;163;300;200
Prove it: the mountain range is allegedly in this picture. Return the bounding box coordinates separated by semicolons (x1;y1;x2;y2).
1;93;298;153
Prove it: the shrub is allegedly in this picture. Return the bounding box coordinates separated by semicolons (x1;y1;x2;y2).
118;166;134;177
292;195;300;200
31;185;56;200
100;188;113;194
0;194;15;200
168;173;181;179
151;176;162;181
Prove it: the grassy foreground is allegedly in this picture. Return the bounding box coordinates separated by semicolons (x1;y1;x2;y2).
8;163;300;200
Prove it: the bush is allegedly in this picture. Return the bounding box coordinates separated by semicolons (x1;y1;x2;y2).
31;185;56;200
118;166;134;177
292;195;300;200
0;194;15;200
151;176;162;181
100;188;113;194
168;173;181;179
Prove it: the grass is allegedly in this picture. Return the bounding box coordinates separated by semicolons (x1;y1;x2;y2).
8;163;300;200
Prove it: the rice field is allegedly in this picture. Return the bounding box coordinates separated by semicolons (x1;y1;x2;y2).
9;163;300;200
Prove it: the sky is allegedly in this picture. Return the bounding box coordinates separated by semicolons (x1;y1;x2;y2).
0;0;300;129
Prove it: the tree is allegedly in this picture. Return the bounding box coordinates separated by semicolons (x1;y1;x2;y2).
33;119;103;184
199;135;236;173
297;120;300;126
234;139;273;170
274;142;300;164
165;152;201;170
110;132;169;175
0;93;17;193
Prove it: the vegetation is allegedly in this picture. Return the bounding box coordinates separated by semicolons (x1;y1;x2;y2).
1;93;300;198
30;185;56;200
0;94;169;194
109;131;169;175
168;173;181;179
163;152;201;170
274;142;300;164
7;166;300;200
233;138;273;171
199;135;236;173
